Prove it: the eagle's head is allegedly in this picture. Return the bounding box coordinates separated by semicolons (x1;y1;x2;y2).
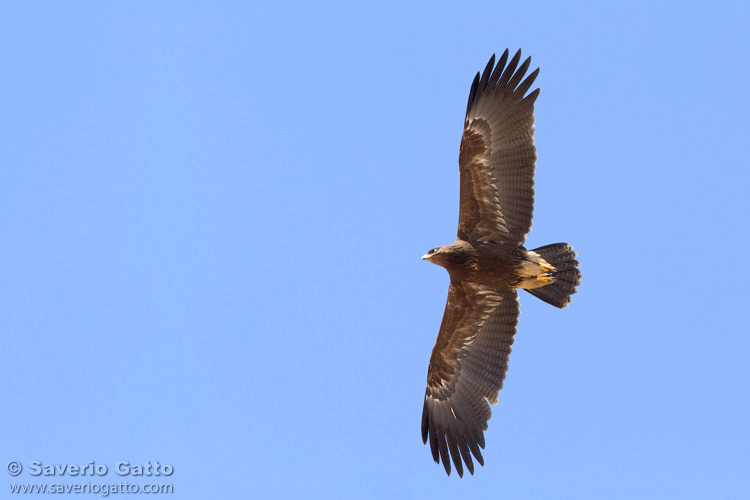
421;246;449;265
422;242;478;276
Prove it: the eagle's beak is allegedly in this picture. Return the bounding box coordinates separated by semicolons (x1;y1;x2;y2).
421;253;431;261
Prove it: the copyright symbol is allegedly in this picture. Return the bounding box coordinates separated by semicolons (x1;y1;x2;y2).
7;461;22;476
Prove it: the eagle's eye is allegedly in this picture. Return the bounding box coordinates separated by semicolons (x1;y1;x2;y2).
429;248;438;255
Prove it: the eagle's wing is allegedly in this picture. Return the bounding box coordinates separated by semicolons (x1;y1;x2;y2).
422;282;519;476
458;50;540;246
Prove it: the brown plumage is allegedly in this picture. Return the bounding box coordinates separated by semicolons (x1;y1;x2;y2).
420;50;582;477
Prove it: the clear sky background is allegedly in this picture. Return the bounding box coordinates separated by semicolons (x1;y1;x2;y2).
2;1;749;499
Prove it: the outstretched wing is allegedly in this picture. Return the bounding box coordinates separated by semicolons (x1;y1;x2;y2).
421;283;519;476
458;49;539;246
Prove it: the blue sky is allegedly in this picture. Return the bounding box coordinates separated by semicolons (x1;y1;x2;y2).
2;1;749;498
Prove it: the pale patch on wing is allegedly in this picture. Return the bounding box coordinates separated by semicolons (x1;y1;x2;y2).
458;126;509;244
468;122;508;244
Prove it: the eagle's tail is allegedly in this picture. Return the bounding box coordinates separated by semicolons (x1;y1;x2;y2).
525;243;581;308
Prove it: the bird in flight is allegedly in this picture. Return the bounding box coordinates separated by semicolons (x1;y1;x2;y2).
420;49;581;477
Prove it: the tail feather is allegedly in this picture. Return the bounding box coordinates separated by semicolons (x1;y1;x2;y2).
525;243;581;308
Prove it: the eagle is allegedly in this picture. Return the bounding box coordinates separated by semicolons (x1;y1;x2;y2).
420;49;582;477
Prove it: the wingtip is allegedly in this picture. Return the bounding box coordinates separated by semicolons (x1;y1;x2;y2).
485;53;496;72
526;87;541;103
420;401;430;444
442;454;452;476
465;71;481;117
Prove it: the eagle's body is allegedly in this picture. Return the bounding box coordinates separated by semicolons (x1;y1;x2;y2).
420;50;582;477
425;240;552;289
